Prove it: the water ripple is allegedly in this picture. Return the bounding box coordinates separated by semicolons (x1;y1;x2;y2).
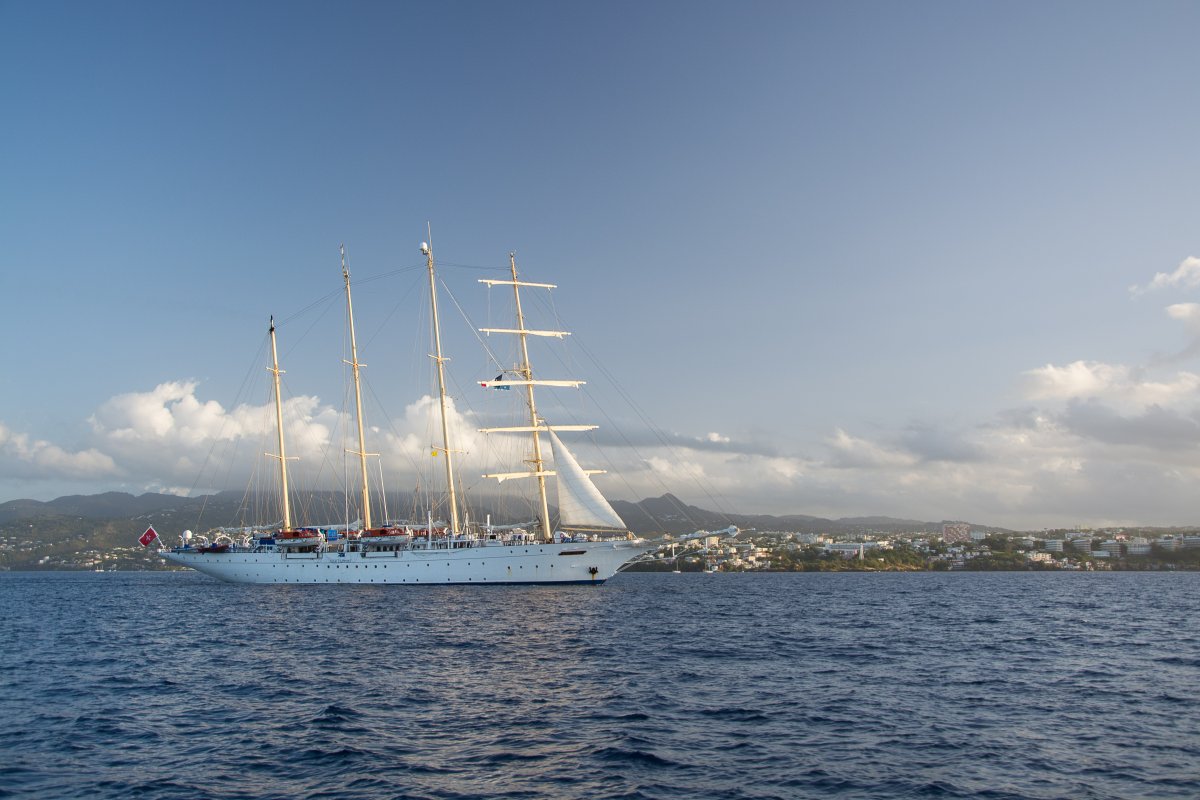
1;571;1198;798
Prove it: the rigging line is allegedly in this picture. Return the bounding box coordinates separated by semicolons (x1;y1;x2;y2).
213;371;274;527
339;356;355;528
480;287;669;531
343;415;350;531
274;265;423;335
270;265;413;341
362;376;427;477
439;276;506;372
529;296;726;529
438;261;510;273
241;409;275;529
280;292;340;362
535;358;679;532
377;458;390;525
278;287;342;326
568;331;736;525
191;334;271;531
352;264;425;286
276;370;352;519
362;271;423;350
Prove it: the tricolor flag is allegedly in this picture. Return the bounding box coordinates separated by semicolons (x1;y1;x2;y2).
480;373;511;390
138;526;159;547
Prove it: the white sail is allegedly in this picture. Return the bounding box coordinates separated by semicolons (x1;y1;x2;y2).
546;428;626;530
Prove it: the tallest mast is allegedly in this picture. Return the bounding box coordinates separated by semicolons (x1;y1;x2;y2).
268;316;292;531
422;237;461;535
342;245;373;531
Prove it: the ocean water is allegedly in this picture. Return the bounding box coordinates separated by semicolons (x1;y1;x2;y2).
0;571;1197;800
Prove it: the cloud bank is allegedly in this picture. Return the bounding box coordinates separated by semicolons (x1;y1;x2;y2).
7;258;1200;529
3;358;1200;530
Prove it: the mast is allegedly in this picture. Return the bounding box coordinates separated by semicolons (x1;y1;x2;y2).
422;238;460;535
342;245;373;531
478;256;594;542
508;253;553;542
268;316;292;531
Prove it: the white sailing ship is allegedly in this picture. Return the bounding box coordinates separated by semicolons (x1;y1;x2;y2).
162;241;653;584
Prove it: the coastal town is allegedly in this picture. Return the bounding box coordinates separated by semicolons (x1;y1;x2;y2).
6;520;1200;572
634;524;1200;572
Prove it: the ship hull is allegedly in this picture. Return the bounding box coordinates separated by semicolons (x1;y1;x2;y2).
161;539;651;585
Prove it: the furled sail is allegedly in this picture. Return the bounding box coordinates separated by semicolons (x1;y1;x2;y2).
546;429;626;530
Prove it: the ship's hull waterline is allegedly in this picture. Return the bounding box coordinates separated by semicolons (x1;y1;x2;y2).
162;539;652;585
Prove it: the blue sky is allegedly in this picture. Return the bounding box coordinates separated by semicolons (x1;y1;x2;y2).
3;1;1200;528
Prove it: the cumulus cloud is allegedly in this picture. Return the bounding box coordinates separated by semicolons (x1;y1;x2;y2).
1150;303;1200;367
754;402;1200;527
1023;360;1200;411
0;422;118;480
1166;302;1200;326
1023;360;1128;401
584;280;1200;525
85;380;341;491
621;449;807;514
4;378;790;518
375;394;488;476
92;381;246;444
944;345;1200;524
1130;256;1200;295
16;335;1200;529
18;373;1097;527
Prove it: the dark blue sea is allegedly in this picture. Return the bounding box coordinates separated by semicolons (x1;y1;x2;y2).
1;571;1197;799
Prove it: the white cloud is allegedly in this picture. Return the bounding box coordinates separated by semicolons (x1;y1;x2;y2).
0;422;118;480
92;381;237;443
1023;360;1200;411
1130;256;1200;295
13;347;1200;529
374;394;487;478
85;380;342;491
1023;360;1127;400
617;449;808;513
1166;302;1200;325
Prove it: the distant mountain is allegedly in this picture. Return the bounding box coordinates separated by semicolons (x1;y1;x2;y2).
0;499;54;525
610;493;733;534
608;494;971;535
0;488;998;542
0;490;248;525
837;515;931;528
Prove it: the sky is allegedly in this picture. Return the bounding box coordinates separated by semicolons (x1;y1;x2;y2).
3;0;1200;530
